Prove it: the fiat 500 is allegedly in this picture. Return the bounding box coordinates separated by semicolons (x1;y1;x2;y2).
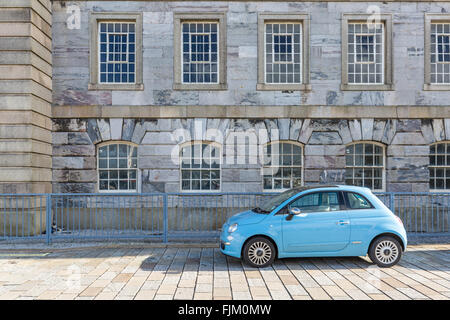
220;185;407;268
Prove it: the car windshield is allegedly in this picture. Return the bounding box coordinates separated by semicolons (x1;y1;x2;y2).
254;189;300;213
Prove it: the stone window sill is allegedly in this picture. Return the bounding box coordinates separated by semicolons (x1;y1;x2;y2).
340;84;395;91
423;84;450;91
173;83;228;91
88;83;144;91
256;83;312;91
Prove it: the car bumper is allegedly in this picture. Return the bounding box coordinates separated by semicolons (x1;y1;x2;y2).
219;226;243;259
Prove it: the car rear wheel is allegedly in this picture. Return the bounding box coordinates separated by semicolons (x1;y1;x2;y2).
368;236;402;268
243;237;276;268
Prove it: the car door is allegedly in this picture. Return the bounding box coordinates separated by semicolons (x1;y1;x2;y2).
281;191;351;253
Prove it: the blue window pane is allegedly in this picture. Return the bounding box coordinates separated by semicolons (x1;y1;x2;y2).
183;44;189;52
204;74;210;82
129;44;135;52
122;64;127;72
129;24;135;32
211;44;217;52
211;24;217;32
211;33;217;42
129;73;134;82
100;44;107;52
211;73;217;82
115;64;120;72
129;33;135;42
129;54;135;62
114;73;120;82
108;74;113;82
211;54;217;62
100;23;106;32
108;64;113;72
107;23;113;32
183;33;189;42
122;74;127;82
129;64;135;72
183;74;189;82
100;54;106;62
100;73;106;82
100;33;106;42
182;24;189;32
190;74;196;82
100;63;106;72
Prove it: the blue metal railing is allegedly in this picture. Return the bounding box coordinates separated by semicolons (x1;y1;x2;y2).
0;192;449;243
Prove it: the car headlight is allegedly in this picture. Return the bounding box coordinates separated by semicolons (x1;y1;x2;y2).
228;223;238;233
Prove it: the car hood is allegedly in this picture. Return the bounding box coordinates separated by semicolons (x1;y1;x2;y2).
226;210;269;226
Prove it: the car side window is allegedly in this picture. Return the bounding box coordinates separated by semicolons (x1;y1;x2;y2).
289;191;342;213
344;192;374;209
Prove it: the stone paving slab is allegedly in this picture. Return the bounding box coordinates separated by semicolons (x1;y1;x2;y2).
0;244;448;300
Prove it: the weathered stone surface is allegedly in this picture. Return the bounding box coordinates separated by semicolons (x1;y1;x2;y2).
122;119;136;141
337;120;352;144
421;119;435;144
97;119;111;141
391;132;426;145
372;120;386;142
298;119;313;144
289;119;302;141
305;155;345;168
387;157;428;170
53;145;95;157
86;119;101;145
308;132;343;145
348;120;362;141
305;145;345;156
52;132;68;145
277;118;290;140
433;119;445;142
361;118;374;141
381;120;397;145
397;119;421;132
68;132;91;145
110;118;123;140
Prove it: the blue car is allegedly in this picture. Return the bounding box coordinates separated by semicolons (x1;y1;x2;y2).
220;185;407;268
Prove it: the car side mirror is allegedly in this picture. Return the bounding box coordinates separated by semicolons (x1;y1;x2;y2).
286;207;301;221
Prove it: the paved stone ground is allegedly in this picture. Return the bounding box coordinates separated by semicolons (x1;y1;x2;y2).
0;244;448;300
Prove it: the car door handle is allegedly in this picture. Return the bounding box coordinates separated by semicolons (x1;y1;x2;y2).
337;220;350;225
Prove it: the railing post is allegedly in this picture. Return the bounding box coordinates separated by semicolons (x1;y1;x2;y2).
389;192;395;214
46;194;52;245
163;193;168;243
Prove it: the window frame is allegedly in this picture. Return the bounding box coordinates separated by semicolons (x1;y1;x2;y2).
424;14;450;91
179;141;222;193
344;141;386;192
173;12;227;91
257;13;311;91
428;141;450;192
97;141;139;194
262;140;304;192
341;13;394;91
89;12;143;91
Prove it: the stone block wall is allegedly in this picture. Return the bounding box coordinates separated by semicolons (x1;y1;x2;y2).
0;0;52;193
52;117;440;193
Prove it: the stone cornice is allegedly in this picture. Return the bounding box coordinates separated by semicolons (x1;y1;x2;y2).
52;105;450;119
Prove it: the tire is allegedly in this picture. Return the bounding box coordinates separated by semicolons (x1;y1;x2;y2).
368;236;403;268
242;237;276;268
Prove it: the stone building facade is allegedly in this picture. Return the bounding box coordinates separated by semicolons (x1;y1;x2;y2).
3;0;450;194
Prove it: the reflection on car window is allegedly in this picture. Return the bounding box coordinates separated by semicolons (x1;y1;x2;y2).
290;192;341;213
345;192;373;209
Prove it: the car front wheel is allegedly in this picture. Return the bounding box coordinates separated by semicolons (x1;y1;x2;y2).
242;237;276;268
368;236;403;268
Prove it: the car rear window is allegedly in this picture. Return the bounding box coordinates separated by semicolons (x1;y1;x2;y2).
344;192;374;209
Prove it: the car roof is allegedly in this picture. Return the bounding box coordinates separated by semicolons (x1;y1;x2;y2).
291;185;371;193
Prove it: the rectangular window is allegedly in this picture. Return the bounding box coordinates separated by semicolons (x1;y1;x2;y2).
257;13;310;91
347;23;384;84
431;23;450;84
182;22;219;84
341;14;393;91
89;13;143;91
99;22;136;84
265;23;302;84
174;13;227;90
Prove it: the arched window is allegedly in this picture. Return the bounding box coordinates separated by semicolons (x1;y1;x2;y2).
263;141;303;191
98;142;138;192
429;142;450;190
345;142;384;190
180;142;221;191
